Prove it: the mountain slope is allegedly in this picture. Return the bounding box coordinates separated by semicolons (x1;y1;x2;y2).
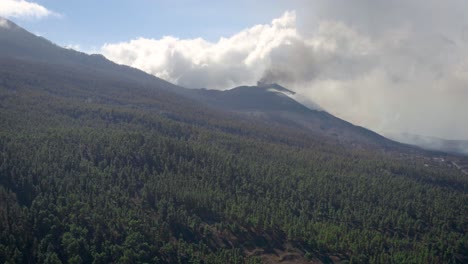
0;18;467;264
0;17;181;91
0;18;420;151
0;17;401;150
184;83;399;148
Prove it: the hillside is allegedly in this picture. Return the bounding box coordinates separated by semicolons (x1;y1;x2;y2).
0;18;467;263
0;18;181;92
183;83;398;148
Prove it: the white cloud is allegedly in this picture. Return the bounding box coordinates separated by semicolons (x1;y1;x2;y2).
0;0;58;19
102;12;373;89
101;5;468;140
102;11;299;89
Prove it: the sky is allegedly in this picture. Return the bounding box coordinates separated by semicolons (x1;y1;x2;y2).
1;0;468;140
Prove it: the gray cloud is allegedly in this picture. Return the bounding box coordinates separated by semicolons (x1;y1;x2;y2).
101;1;468;140
289;0;468;140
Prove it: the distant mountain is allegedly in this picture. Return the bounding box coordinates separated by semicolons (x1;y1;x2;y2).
182;83;399;148
388;133;468;156
183;83;307;112
0;17;406;149
0;18;408;149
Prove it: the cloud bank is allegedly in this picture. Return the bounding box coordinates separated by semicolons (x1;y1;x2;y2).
101;1;468;140
102;12;300;89
0;0;58;19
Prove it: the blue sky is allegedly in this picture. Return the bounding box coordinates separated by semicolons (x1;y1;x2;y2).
7;0;301;51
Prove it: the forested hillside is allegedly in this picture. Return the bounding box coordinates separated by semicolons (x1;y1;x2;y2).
0;56;467;264
0;18;467;264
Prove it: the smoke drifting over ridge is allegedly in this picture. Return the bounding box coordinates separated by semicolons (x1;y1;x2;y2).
101;1;468;140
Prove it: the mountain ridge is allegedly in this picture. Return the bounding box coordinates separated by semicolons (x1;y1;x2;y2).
0;17;402;149
0;17;183;92
180;82;400;148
